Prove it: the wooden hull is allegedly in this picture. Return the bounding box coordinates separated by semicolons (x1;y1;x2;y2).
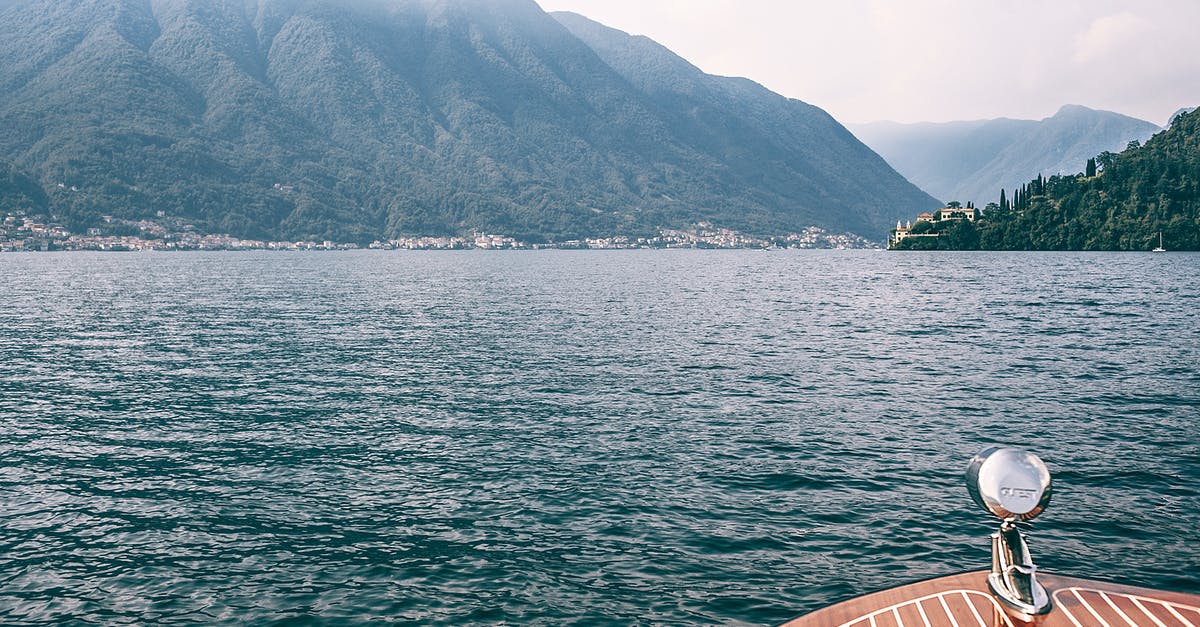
782;571;1200;627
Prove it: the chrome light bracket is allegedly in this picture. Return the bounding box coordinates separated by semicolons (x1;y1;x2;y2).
966;447;1053;619
988;518;1050;619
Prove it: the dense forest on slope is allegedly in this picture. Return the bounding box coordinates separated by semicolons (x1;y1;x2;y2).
551;12;932;242
852;106;1160;206
893;108;1200;251
0;161;49;213
0;0;937;243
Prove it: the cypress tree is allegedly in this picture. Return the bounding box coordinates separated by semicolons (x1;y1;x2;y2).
1086;158;1097;178
1000;188;1008;211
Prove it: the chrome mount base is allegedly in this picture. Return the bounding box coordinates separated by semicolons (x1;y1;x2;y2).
987;520;1051;619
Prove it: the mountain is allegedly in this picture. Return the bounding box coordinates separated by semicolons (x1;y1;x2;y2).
0;0;938;243
0;161;49;213
550;12;939;240
895;107;1200;251
851;106;1161;206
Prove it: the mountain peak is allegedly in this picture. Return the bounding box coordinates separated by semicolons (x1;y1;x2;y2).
1053;104;1096;116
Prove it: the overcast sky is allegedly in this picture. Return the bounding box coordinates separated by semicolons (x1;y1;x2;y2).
535;0;1200;126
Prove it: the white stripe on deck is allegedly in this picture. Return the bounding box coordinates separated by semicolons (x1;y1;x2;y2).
1054;587;1200;627
914;597;933;627
1163;602;1197;627
1071;588;1111;626
1098;590;1138;627
1128;597;1169;627
935;592;960;627
837;590;1012;627
959;591;988;627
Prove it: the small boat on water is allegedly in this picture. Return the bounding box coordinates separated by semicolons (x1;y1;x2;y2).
783;447;1200;626
1153;232;1166;252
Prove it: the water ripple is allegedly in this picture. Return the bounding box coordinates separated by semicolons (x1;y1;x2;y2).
0;250;1197;625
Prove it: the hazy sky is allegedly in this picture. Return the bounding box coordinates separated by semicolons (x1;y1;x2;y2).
535;0;1200;126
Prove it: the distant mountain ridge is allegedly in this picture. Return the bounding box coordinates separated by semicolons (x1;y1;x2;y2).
851;106;1161;205
893;107;1200;251
0;0;939;242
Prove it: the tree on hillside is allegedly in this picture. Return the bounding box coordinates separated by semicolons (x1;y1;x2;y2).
1096;151;1117;172
962;108;1200;251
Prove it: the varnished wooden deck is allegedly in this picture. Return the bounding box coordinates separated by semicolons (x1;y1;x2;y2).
782;571;1200;627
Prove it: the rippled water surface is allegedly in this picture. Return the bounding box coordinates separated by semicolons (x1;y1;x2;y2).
1;250;1197;625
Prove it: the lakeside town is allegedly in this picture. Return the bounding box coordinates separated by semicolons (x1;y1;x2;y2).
1;211;880;252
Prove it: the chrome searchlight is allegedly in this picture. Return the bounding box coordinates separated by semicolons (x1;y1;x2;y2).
966;446;1052;521
965;447;1053;619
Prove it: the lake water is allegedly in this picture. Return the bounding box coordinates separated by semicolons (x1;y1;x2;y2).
1;250;1197;625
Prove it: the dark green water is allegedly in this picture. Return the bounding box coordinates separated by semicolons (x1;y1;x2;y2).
1;250;1197;625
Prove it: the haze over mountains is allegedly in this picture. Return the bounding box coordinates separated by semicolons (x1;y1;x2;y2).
891;107;1200;251
851;106;1162;206
0;0;938;243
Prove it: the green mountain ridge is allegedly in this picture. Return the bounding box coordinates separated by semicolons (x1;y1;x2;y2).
551;12;923;245
851;106;1161;206
0;0;939;243
894;107;1200;251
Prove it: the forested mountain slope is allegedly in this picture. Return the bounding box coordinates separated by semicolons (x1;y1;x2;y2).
852;106;1160;206
0;0;938;242
894;108;1200;250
